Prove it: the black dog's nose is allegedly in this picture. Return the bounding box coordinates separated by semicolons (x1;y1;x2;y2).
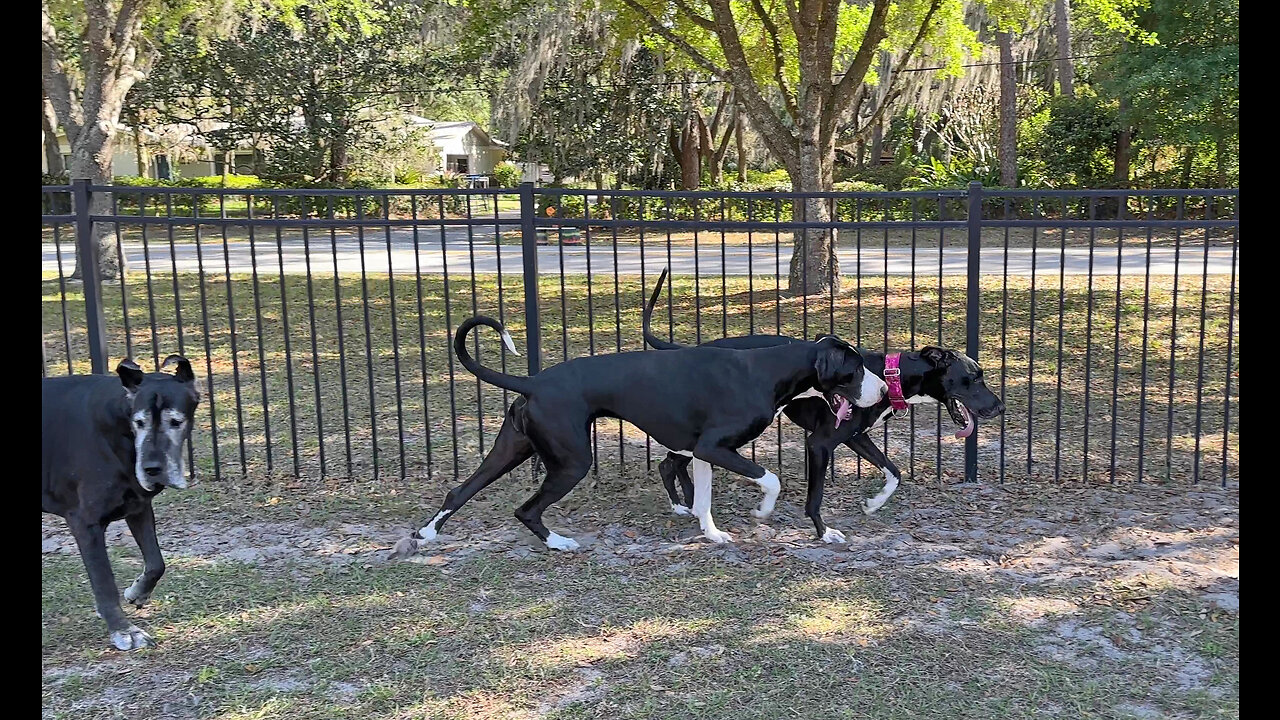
143;463;164;477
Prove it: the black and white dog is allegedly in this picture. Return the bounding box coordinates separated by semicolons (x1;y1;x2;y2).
42;356;200;650
642;269;1005;541
398;315;886;552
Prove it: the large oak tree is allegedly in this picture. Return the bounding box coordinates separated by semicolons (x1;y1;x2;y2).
615;0;995;293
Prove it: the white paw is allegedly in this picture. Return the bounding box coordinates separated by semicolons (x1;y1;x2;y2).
123;578;151;608
417;525;438;542
862;499;885;515
703;529;735;544
545;532;580;551
109;625;152;651
671;504;692;516
822;528;847;544
751;507;773;519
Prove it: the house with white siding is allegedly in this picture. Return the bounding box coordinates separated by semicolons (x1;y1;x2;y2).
42;115;509;179
400;116;509;176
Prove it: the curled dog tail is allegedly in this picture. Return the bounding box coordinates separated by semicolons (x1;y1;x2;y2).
643;267;686;350
454;316;532;395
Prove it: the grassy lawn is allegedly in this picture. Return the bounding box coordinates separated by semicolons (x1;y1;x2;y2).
43;268;1238;487
41;473;1240;720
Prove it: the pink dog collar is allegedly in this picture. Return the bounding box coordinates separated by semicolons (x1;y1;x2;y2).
884;353;909;411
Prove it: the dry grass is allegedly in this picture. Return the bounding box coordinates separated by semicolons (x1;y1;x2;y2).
41;476;1240;720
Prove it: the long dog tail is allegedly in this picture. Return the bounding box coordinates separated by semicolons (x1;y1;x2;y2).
643;267;687;350
454;316;533;395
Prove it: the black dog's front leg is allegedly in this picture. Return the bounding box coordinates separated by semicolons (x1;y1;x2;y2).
66;514;151;651
845;434;903;514
123;505;165;608
803;433;844;542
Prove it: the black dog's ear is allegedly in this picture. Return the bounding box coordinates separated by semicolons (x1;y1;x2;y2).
920;346;950;366
117;359;144;395
160;354;196;383
815;334;859;355
814;343;852;387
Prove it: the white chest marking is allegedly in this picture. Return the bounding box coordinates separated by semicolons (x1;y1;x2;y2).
868;394;938;431
774;387;825;420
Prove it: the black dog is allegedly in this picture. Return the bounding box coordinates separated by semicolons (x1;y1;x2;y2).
42;356;200;650
642;269;1005;541
401;316;884;551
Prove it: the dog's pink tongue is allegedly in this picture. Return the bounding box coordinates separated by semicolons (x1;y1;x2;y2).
953;404;975;439
834;397;853;428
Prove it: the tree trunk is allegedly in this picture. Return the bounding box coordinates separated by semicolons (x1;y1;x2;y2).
42;95;64;175
1113;97;1131;188
677;113;701;190
1214;135;1227;188
43;0;147;281
787;114;838;296
67;124;123;281
1054;0;1074;97
134;130;150;178
997;32;1018;188
331;134;349;184
869;121;884;166
1179;147;1194;189
734;111;747;182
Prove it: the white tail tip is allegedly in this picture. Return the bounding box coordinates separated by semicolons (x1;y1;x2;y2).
500;330;520;356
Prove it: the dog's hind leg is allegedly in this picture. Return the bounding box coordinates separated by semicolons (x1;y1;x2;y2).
689;459;733;543
66;514;151;650
123;505;165;608
658;453;694;516
408;410;534;550
676;458;695;510
846;434;903;515
515;418;592;551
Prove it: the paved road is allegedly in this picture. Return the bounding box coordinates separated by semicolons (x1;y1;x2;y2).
43;234;1239;277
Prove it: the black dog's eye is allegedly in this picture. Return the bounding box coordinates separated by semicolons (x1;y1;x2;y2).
134;419;145;428
169;418;184;429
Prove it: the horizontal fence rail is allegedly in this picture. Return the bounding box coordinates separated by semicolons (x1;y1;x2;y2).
41;180;1239;490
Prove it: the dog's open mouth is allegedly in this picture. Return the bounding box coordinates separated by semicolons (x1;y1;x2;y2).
946;398;975;439
827;392;854;428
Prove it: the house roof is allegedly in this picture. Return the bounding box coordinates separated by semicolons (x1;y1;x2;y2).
406;117;508;148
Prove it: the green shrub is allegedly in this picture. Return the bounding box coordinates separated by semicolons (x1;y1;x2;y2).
1030;94;1119;188
42;174;72;214
831;180;888;193
837;163;914;191
395;168;425;185
490;161;522;188
904;157;1001;189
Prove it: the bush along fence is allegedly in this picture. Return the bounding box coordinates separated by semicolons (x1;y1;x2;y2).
41;180;1239;487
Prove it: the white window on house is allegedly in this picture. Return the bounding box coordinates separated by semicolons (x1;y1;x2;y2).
447;155;470;174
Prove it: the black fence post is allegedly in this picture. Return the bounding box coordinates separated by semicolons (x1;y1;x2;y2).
519;181;541;374
73;178;109;374
964;181;983;482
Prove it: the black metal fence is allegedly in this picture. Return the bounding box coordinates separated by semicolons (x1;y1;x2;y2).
41;180;1239;487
